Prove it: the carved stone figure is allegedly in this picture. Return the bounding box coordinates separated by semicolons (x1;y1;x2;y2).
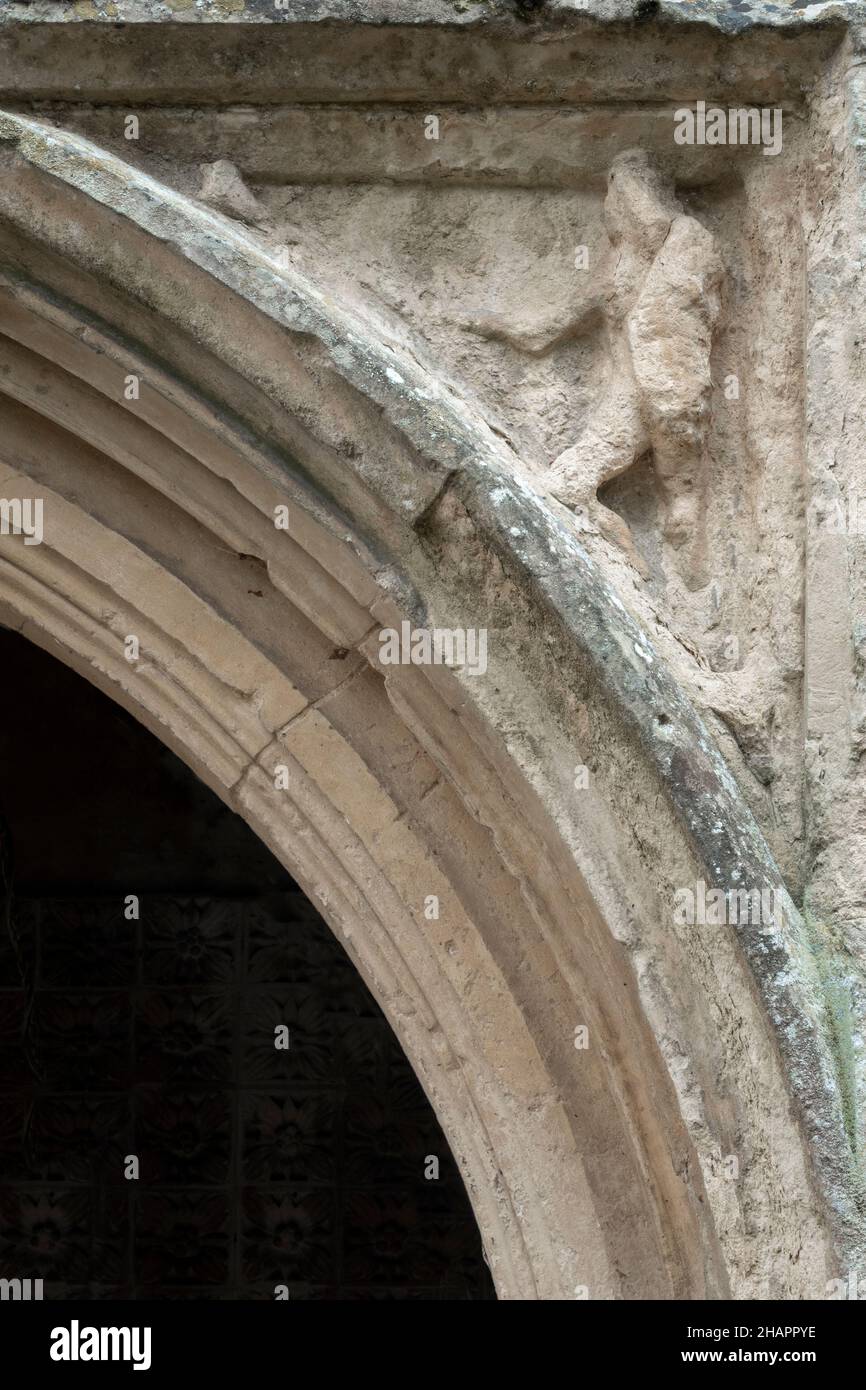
549;150;722;584
468;150;722;583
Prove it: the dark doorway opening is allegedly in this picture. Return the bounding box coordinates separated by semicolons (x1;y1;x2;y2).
0;628;495;1300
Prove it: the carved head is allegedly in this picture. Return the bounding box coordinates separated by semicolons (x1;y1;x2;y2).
604;150;681;257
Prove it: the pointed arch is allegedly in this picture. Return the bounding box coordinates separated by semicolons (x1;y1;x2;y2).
0;112;856;1298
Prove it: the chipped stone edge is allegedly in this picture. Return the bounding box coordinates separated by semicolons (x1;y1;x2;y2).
0;0;862;37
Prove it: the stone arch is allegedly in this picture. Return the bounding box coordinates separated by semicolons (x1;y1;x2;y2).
0;112;859;1299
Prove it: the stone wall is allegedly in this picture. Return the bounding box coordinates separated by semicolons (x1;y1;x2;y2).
1;0;865;1298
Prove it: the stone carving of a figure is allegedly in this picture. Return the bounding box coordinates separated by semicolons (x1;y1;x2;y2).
555;149;723;584
470;150;723;584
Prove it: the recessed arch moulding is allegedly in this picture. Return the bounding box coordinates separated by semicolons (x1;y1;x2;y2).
0;1;865;1300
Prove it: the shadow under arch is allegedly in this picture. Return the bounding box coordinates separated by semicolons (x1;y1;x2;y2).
0;111;855;1299
0;626;497;1299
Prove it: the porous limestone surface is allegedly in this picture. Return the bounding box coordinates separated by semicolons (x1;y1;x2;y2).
3;0;866;1296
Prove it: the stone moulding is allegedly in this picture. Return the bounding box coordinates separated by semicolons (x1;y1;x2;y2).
0;1;859;35
0;26;863;1296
